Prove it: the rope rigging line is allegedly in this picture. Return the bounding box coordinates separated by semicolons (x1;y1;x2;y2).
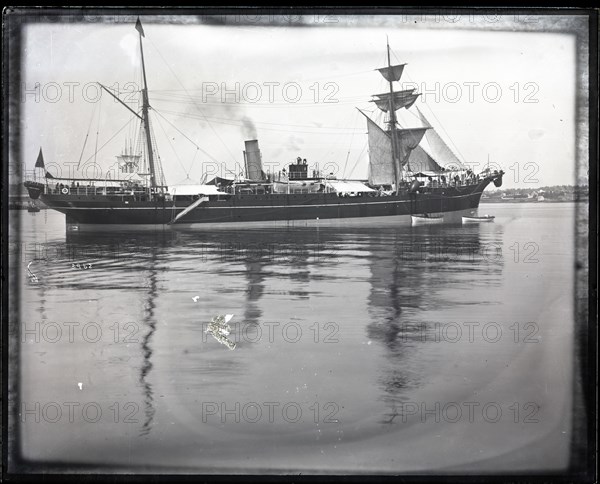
77;101;98;169
148;69;373;92
152;111;191;179
347;141;368;179
78;117;138;167
151;108;363;131
419;103;467;166
150;92;374;106
390;47;468;165
184;148;199;182
147;37;239;165
93;95;102;166
148;116;167;186
152;108;229;166
155;108;366;136
342;109;360;178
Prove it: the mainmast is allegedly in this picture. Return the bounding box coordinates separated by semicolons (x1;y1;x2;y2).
136;18;159;192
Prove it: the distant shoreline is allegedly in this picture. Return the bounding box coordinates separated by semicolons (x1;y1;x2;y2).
481;199;587;204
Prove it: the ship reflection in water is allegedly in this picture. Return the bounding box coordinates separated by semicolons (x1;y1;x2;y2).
139;250;159;436
364;228;503;425
14;205;575;473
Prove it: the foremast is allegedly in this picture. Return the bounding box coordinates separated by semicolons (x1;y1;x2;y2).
136;18;161;196
360;41;428;194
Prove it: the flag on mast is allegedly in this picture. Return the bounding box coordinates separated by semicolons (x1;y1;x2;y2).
34;148;53;182
35;148;45;168
135;17;145;37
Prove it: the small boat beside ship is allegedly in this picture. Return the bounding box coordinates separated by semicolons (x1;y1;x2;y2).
411;214;444;225
23;19;503;230
462;215;495;224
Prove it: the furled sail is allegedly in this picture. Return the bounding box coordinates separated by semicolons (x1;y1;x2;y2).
416;107;465;170
377;64;406;83
371;89;420;112
363;114;394;186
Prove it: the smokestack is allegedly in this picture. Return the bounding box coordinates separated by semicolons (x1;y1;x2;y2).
244;139;263;181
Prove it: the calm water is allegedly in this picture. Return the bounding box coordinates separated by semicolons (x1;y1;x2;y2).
9;203;582;473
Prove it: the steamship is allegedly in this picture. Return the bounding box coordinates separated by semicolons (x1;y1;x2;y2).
24;19;503;230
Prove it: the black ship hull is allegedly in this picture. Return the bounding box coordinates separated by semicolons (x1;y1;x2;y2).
35;176;498;231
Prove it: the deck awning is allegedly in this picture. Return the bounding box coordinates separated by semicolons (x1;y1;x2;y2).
169;184;227;196
326;180;375;193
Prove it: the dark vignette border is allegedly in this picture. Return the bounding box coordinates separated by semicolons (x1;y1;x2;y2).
1;5;597;484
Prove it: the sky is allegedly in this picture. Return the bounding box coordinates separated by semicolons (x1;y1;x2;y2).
17;14;585;189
